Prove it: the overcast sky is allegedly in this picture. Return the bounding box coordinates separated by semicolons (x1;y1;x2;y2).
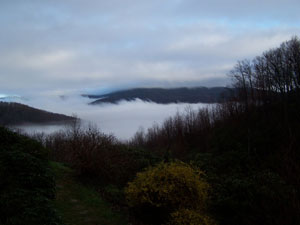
1;0;300;97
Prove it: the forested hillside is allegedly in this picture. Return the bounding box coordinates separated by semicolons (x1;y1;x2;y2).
0;102;75;126
86;87;233;104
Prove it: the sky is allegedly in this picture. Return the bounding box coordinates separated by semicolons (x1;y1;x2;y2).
1;0;300;97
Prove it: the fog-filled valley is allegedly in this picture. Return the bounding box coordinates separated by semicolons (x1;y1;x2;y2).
9;96;209;139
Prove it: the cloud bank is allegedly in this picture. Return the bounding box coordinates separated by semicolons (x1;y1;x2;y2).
1;0;300;96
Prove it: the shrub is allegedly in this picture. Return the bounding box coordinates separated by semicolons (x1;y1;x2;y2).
46;124;161;187
125;161;213;224
194;151;300;225
0;127;61;225
167;209;216;225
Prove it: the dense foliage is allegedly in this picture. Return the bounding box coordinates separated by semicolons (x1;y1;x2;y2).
125;161;214;225
44;123;161;187
167;209;216;225
0;126;61;225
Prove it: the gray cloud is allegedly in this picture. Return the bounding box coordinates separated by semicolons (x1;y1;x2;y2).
176;0;300;22
0;0;300;96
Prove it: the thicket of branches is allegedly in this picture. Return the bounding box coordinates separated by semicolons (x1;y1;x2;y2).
230;36;300;106
37;121;160;187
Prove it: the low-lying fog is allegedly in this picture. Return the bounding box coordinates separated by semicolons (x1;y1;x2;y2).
14;96;209;140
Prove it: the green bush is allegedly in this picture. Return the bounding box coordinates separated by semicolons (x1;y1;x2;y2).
125;161;214;224
0;127;61;225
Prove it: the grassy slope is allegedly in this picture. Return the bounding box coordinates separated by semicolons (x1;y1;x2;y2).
51;162;127;225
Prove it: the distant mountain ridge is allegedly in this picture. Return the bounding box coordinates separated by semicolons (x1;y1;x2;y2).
0;102;75;126
84;87;234;105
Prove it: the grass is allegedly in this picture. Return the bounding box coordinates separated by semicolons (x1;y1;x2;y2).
50;161;128;225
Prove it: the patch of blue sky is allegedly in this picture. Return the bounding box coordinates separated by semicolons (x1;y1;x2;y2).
0;94;8;98
0;94;21;99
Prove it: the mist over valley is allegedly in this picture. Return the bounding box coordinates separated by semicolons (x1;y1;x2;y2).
2;92;210;139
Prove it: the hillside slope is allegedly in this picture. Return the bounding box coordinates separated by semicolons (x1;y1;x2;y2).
0;102;75;126
85;87;233;104
52;162;127;225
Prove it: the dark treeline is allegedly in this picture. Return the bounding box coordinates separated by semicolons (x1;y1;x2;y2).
0;102;75;126
128;100;300;225
39;122;160;188
230;36;300;105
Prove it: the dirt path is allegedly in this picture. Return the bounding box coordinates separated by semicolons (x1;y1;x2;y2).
51;162;127;225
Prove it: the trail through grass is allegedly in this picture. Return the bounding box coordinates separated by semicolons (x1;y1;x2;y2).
51;162;127;225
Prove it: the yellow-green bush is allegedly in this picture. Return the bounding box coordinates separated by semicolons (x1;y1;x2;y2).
125;161;213;224
166;209;216;225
